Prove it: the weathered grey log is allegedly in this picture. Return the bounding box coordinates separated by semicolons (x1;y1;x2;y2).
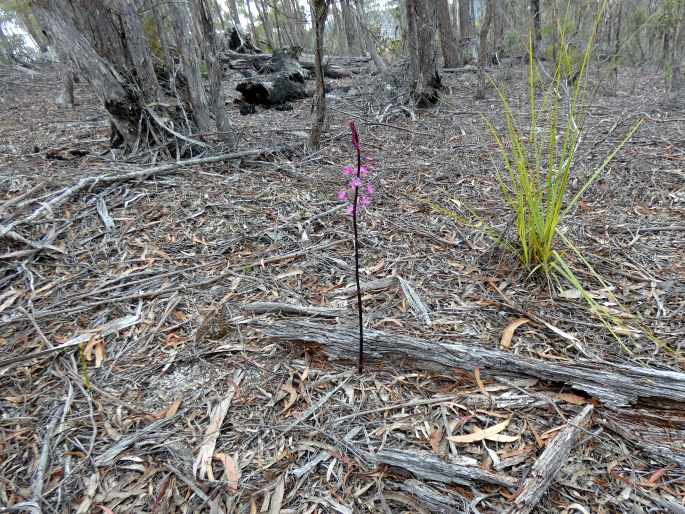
374;449;517;488
397;479;468;513
601;416;685;467
223;49;363;78
242;302;344;318
261;320;685;406
327;276;398;298
507;405;593;514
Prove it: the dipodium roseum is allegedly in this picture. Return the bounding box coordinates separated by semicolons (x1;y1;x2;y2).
338;121;374;374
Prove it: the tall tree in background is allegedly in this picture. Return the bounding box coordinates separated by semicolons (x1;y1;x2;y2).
531;0;542;56
244;0;258;45
196;0;234;146
256;0;275;48
458;0;473;40
672;0;685;94
340;0;360;55
437;0;460;68
406;0;440;106
309;0;328;149
354;0;387;74
227;0;243;31
476;0;494;98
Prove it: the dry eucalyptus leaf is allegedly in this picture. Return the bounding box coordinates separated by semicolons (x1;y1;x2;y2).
448;419;513;444
500;318;530;349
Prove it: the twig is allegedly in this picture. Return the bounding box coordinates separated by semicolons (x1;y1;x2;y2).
507;405;594;514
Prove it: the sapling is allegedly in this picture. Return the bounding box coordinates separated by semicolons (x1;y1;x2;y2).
338;122;374;372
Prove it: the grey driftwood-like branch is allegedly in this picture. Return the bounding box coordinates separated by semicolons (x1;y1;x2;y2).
373;449;517;489
242;302;345;318
0;145;299;245
506;405;594;514
261;320;685;406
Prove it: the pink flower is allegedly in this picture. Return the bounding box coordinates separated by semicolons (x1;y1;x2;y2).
343;166;355;175
350;177;362;189
337;189;348;201
359;166;369;176
366;183;375;195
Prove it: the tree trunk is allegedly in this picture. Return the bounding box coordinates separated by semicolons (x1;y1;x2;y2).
355;0;387;75
32;0;219;155
196;0;235;146
149;0;174;73
406;0;441;107
436;0;460;68
671;1;685;94
531;0;541;56
32;0;153;147
458;0;472;39
227;0;243;31
331;0;347;54
56;69;76;108
256;0;275;49
168;0;213;134
308;0;328;150
340;0;359;55
245;0;259;46
476;0;494;98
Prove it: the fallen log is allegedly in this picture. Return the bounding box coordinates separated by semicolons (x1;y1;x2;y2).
261;320;685;406
242;302;345;318
223;49;363;78
374;449;517;488
507;405;593;514
236;73;309;107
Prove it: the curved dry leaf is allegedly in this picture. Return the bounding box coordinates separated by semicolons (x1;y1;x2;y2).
280;383;298;414
163;398;182;418
448;419;511;444
429;429;443;454
214;452;240;493
500;318;530;349
485;433;520;443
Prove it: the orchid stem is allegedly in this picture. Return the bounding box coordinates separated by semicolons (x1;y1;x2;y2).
353;147;364;373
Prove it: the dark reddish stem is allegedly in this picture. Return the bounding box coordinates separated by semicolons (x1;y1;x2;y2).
352;143;364;373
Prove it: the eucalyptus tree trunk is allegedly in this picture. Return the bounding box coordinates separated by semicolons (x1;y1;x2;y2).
671;1;685;95
331;0;347;53
531;0;541;56
406;0;440;106
476;0;494;99
32;0;218;154
256;0;275;48
32;0;162;148
458;0;473;39
245;0;259;45
340;0;360;55
227;0;243;31
437;0;460;68
168;0;212;134
308;0;328;150
355;0;386;74
196;0;234;146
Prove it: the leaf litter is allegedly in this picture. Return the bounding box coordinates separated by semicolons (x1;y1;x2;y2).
0;63;684;513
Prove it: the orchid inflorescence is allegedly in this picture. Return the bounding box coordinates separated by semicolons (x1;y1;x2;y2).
338;162;374;215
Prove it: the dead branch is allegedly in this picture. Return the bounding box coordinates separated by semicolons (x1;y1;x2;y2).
261;320;685;406
374;449;517;488
506;405;594;514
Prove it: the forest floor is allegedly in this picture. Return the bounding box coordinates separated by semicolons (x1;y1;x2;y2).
0;62;684;514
